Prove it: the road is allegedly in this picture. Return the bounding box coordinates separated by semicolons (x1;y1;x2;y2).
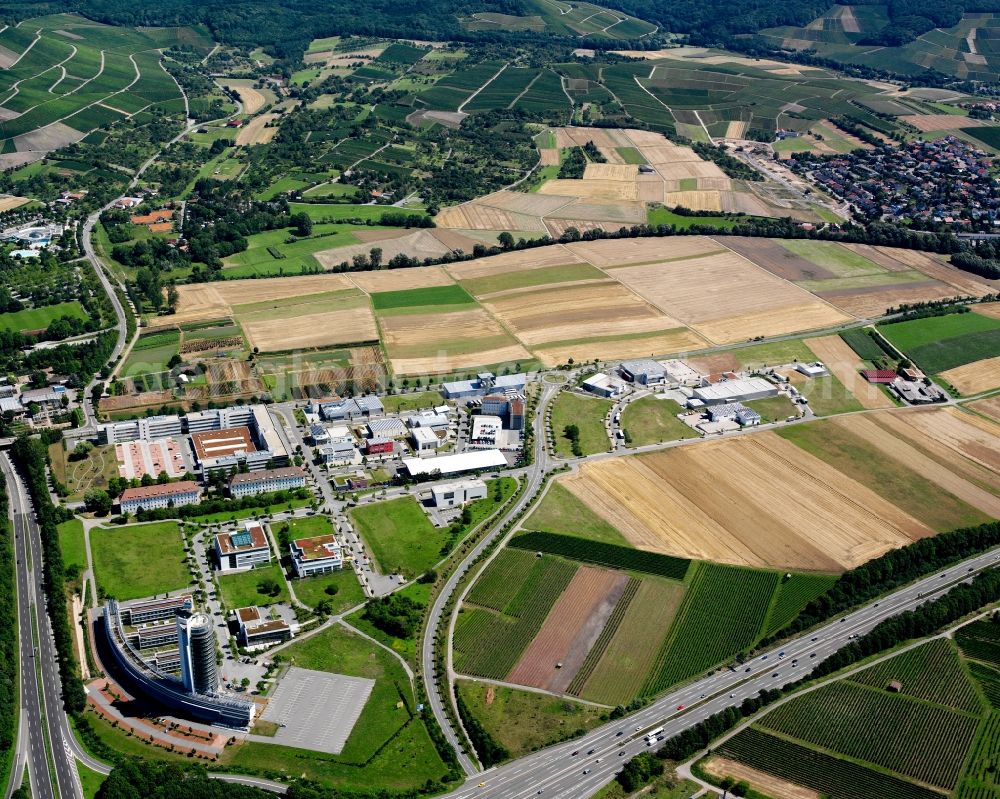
422;380;559;776
438;547;1000;799
2;454;81;799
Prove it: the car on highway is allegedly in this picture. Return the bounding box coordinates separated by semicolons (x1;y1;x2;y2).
772;672;779;678
677;704;685;711
583;769;591;775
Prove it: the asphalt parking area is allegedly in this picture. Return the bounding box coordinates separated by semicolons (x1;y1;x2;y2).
258;666;374;754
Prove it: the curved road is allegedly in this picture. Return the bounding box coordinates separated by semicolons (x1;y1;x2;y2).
438;547;999;799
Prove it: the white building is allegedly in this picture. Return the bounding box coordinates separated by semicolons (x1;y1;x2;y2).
692;377;778;406
119;481;202;514
470;415;503;446
582;373;627;398
403;449;507;478
228;466;306;498
319;437;358;466
290;535;343;577
410;426;440;452
214;521;272;572
431;479;487;508
661;360;705;387
619;359;666;385
795;362;828;378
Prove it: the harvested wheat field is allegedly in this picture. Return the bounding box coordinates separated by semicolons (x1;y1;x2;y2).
903;114;984;131
349;266;455;293
975;303;1000;321
538;178;639;202
482;281;687;347
507;567;628;693
969;396;1000;422
818;283;956;318
152;274;356;327
582;163;639;182
701;758;820;799
562;434;930;572
477;190;576;216
546;199;648;224
828;413;1000;519
941;356;1000;395
242;303;378;352
379;307;531;375
534;328;709;367
873;248;996;297
544;219;622;238
445;245;585;279
805;336;893;409
314;230;455;268
434;203;548;232
566;236;724;268
538;148;560;166
0;195;29;212
664;190;723;211
235;114;278;145
221;80;268;114
886;406;1000;473
694;303;848;344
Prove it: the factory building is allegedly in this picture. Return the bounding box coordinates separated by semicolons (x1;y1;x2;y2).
442;372;526;400
431;479;487;508
470;415;503;446
402;449;507;478
319;437;358;465
583;373;627;398
619;359;666;385
706;403;761;427
692;377;778;406
315;395;384;422
410;426;440;452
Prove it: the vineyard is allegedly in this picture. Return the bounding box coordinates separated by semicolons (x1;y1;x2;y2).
758;681;978;789
848;639;983;714
968;662;1000;709
641;564;778;695
763;573;837;637
510;532;691;580
465;549;538;612
453;555;576;680
839;327;888;361
957;619;1000;669
717;728;945;799
957;711;1000;799
566;578;640;696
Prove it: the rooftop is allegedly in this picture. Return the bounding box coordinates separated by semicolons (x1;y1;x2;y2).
120;481;201;502
293;535;341;561
191;426;257;460
229;466;305;486
403;449;506;477
216;522;269;555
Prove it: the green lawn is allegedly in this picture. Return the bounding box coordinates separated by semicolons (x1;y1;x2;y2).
730;339;816;370
621;395;698;446
456;679;605;759
350;497;444;577
56;518;87;575
380;390;444;413
744;394;797;423
217;562;288;610
616;146;646;164
370;284;474;312
222;223;391;277
78;761;106;799
285;514;335;539
288;202;429;223
0;300;87;332
780;239;883;277
523;481;627;545
90;522;189;601
186;495;312;524
551;391;611;456
879;311;1000;352
346;580;431;665
293;567;366;614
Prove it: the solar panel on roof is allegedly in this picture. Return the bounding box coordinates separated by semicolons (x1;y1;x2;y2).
231;532;254;548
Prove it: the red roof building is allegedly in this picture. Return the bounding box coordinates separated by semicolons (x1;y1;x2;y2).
861;369;897;384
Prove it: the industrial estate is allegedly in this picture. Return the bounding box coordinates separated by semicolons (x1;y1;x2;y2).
1;4;1000;799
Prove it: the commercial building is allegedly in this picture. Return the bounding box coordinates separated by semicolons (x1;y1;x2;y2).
619;359;666;385
234;606;292;650
319;437;358;466
402;449;507;478
119;481;202;514
310;424;331;445
228;466;306;498
132;623;177;650
364;436;394;456
470;415;503;446
583;373;627;398
215;522;272;572
862;369;897;384
692;377;778;406
315;395;384;422
479;393;525;430
178;612;218;695
706;403;761;426
20;385;66;420
367;417;407;438
100;414;184;445
795;362;828;378
408;412;449;430
120;595;193;625
431;479;487;508
410;427;440;452
290;535;343;577
662;360;705;388
442;372;527;400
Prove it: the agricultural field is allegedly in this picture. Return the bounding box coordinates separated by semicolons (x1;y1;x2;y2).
879;309;1000;392
348;496;443;578
522;482;628;546
90;521;189;601
805;334;894;410
0;14;208;166
461;0;656;39
549;390;611;456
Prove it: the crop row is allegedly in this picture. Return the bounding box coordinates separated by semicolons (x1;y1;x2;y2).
968;662;1000;709
510;532;690;580
454;556;576;680
566;577;640;696
957;619;1000;669
762;573;836;637
759;680;978;788
718;727;944;799
840;327;887;361
641;564;777;695
465;548;537;612
849;639;982;714
958;710;1000;793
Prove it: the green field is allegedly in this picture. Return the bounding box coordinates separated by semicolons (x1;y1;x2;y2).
456;680;604;758
743;394;797;423
879;311;1000;373
90;522;189;601
621;395;698;446
287;202;429;223
380;390;444;413
120;330;180;377
349;496;442;577
840;327;887;361
222;223;382;277
226;623;449;791
550;390;611;456
56;518;87;577
522;482;627;546
292;567;366;614
789;373;863;417
217;562;289;610
0;301;87;332
780;239;884;277
460;262;604;297
345;580;430;665
763;573;837;636
647;207;744;230
777;418;990;531
370;284;474;312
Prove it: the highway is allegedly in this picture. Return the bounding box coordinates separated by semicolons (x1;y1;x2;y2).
439;546;1000;799
2;454;81;799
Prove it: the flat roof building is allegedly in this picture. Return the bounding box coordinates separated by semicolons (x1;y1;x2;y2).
290;535;343;577
215;521;272;572
402;449;507;477
661;359;705;387
120;595;193;625
410;426;440;451
431;479;487;508
471;415;503;446
620;359;666;385
583;373;626;398
692;377;778;406
234;606;292;650
191;426;256;462
228;466;306;499
795;362;828;378
120;481;202;515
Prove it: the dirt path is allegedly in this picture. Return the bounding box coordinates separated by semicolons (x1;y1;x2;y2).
457;62;508;114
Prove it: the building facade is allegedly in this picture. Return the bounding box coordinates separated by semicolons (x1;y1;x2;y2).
228;466;306;498
119;481;202;514
214;522;272;572
290;535;343;577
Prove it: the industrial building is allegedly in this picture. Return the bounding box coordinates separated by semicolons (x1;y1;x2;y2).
319;437;359;466
120;595;193;626
583;372;627;398
234;606;292;650
119;481;202;515
619;359;666;385
431;479;487;508
367;417;407;439
228;466;306;498
291;535;343;576
215;522;272;572
314;395;384;422
104;601;254;728
480;393;525;431
470;415;503;446
661;360;705;388
364;436;395;456
402;449;507;478
706;403;761;427
410;426;440;452
692;377;778;406
441;372;526;400
795;362;828;378
408;412;449;430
